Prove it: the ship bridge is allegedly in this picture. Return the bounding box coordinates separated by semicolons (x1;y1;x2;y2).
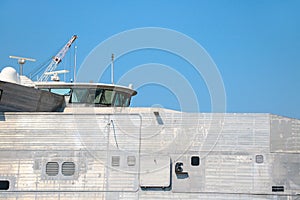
35;82;137;107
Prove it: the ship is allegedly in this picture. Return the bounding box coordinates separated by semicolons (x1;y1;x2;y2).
0;36;299;200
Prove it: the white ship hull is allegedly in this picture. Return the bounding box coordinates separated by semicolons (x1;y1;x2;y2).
0;107;299;199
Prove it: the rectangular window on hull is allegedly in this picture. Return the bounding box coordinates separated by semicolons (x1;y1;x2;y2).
0;180;9;190
154;112;164;125
191;156;200;166
272;186;284;192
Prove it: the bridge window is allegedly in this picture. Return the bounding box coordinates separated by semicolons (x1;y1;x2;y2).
70;88;113;106
114;92;130;107
50;88;71;96
69;88;131;107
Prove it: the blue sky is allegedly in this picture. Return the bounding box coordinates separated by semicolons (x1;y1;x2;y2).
0;0;300;118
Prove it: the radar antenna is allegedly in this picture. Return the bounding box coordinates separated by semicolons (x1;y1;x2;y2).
44;70;69;82
9;55;36;76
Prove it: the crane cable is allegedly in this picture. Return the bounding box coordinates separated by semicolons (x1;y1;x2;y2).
27;43;66;80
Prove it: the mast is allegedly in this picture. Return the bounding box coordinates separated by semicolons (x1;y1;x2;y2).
74;46;77;83
111;53;114;85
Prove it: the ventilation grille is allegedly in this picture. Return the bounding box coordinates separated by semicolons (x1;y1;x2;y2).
46;162;59;176
112;156;120;166
256;155;264;164
127;156;136;166
62;162;75;176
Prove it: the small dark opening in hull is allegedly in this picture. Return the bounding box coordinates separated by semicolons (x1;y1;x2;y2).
0;180;9;190
272;186;284;192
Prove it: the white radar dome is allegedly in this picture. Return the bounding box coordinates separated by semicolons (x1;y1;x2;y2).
0;67;20;84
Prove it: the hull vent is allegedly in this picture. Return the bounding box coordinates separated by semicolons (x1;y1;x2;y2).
46;162;59;176
62;162;75;176
255;155;264;164
112;156;120;167
127;156;136;166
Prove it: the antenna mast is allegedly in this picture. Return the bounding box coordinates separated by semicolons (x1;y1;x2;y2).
111;53;114;85
74;46;77;83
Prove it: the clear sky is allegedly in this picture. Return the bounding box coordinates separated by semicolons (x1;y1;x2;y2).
0;0;300;118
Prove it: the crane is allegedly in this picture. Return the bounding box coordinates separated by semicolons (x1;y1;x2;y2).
38;35;77;82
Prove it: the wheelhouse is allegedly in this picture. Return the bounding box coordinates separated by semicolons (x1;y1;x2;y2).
35;82;137;107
